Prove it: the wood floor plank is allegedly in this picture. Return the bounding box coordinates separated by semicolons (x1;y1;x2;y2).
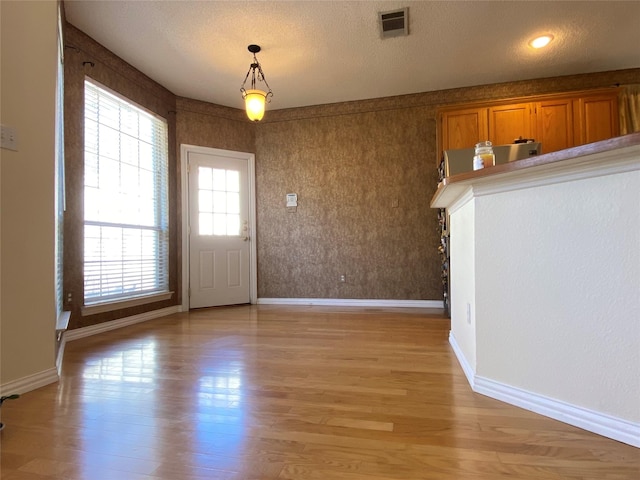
1;305;638;479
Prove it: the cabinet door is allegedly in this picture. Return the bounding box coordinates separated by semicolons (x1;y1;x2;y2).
488;103;534;145
441;107;488;151
535;99;574;154
574;93;619;145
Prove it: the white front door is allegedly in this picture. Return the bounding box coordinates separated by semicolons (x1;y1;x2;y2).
188;150;251;308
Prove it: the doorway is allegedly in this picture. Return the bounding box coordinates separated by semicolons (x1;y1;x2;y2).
180;145;257;310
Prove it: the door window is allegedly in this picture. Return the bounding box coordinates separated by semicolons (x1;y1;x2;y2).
198;167;240;236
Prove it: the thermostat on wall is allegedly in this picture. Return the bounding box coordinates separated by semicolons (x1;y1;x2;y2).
286;193;298;207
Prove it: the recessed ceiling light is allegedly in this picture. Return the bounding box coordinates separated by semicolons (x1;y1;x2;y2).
529;34;554;49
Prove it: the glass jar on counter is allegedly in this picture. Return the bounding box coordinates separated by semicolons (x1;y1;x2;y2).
473;141;495;170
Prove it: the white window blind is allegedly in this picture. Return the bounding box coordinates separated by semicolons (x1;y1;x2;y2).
55;12;65;319
83;79;169;305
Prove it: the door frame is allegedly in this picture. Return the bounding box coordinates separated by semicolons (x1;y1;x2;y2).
180;144;257;310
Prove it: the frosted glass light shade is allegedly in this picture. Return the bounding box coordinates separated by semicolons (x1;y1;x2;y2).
244;89;267;121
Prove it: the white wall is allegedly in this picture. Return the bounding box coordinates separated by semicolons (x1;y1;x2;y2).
449;198;477;377
1;1;58;389
474;170;640;422
448;144;640;447
446;144;640;445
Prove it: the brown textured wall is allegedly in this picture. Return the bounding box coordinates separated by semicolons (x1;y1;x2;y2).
256;106;438;299
176;97;254;152
254;68;640;301
64;24;178;328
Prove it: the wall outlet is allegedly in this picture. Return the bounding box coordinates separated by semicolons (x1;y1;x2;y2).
466;303;471;324
339;274;346;283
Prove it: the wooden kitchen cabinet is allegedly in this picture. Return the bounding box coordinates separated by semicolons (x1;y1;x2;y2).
437;88;620;163
488;103;535;145
535;98;575;153
440;106;488;151
574;92;619;145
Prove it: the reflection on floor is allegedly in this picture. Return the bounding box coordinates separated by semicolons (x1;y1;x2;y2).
1;305;638;479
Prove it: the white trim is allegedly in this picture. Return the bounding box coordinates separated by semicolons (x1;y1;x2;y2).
180;144;190;311
448;331;475;388
0;368;58;396
66;305;181;342
82;291;173;316
247;150;258;305
56;310;71;331
180;144;258;311
449;330;640;447
257;298;443;308
432;143;640;209
472;154;640;199
474;376;640;448
448;187;474;215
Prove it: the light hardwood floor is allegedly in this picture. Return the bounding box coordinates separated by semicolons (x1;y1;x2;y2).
1;305;638;479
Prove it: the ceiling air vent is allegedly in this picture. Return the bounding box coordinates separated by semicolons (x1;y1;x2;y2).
379;7;409;39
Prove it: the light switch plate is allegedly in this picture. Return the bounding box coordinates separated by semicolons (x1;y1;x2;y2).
286;193;298;207
1;124;18;151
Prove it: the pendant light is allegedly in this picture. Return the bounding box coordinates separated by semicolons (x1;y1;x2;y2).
240;44;273;122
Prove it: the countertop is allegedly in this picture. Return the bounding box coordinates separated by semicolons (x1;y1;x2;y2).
431;132;640;209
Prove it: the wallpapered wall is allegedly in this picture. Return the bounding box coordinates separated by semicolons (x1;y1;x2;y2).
176;97;254;152
255;105;438;299
64;21;640;328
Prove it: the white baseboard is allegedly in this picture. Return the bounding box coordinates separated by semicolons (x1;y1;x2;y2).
447;330;640;448
65;305;182;342
448;331;475;388
0;368;58;396
474;376;640;448
257;298;443;308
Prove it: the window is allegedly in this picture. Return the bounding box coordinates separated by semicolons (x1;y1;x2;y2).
83;80;169;306
55;5;70;333
197;166;240;236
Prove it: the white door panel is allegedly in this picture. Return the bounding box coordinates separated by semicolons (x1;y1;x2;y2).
188;151;250;308
199;250;215;288
226;250;242;287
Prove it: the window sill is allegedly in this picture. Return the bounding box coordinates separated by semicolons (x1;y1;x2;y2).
56;310;71;342
56;310;71;332
82;291;174;316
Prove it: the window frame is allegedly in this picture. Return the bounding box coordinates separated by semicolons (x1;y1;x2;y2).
82;78;171;313
55;3;70;334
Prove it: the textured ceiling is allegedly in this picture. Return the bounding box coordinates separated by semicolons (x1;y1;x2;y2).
64;1;640;111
